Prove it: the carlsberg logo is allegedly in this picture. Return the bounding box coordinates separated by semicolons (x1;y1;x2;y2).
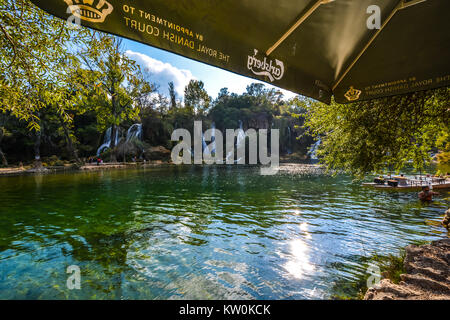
247;49;285;82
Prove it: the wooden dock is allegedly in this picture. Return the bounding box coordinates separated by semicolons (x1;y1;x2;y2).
362;176;450;192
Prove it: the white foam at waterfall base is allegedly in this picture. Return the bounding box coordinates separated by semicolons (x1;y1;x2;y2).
226;120;245;163
286;126;292;155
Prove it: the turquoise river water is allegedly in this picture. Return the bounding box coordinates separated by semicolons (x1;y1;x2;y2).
0;165;448;299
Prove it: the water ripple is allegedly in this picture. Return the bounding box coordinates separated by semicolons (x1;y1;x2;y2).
0;166;448;299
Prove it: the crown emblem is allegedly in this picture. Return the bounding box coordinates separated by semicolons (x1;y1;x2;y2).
344;86;362;102
64;0;113;23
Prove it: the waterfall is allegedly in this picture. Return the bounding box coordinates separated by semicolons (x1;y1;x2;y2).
286;126;292;155
96;124;141;157
127;123;144;159
202;122;216;156
126;124;143;142
210;122;216;155
202;132;209;155
309;138;321;160
226;120;245;162
97;127;120;156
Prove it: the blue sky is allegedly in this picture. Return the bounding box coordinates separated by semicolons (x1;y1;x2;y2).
122;39;297;101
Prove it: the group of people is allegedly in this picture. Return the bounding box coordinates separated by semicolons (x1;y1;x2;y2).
87;157;103;166
85;156;143;165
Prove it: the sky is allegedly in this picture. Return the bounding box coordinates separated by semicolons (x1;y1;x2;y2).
122;39;298;101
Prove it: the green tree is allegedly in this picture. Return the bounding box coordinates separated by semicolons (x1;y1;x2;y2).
184;80;211;116
130;69;156;113
0;0;92;129
0;115;7;165
436;130;450;164
80;35;142;161
168;81;177;110
299;88;450;177
1;0;96;166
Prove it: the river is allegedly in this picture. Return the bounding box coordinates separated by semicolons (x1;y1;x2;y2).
0;165;448;299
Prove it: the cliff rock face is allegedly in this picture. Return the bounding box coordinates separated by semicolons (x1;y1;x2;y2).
144;146;171;161
365;239;450;300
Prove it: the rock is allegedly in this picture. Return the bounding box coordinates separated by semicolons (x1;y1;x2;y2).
442;209;450;230
144;146;171;161
364;239;450;300
26;159;48;173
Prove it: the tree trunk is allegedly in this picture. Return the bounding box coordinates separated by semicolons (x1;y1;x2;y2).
33;115;43;169
59;116;81;163
109;123;117;162
0;127;7;166
34;128;42;169
0;148;7;166
109;93;118;163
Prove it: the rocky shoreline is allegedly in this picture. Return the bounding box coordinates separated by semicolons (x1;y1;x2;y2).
0;161;172;176
0;162;323;177
364;239;450;300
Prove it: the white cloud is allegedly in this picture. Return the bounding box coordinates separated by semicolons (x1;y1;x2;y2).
125;50;194;99
125;49;298;102
202;69;298;101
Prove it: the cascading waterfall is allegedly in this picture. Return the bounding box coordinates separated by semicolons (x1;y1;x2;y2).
286;126;293;155
97;127;120;156
308;138;321;160
208;122;216;155
202;132;209;155
211;122;216;155
128;123;144;160
96;124;143;157
226;120;245;162
202;122;216;156
126;124;143;142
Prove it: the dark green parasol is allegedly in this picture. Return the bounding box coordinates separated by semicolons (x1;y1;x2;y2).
30;0;450;103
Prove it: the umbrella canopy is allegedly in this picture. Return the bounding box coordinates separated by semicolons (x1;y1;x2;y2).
30;0;450;104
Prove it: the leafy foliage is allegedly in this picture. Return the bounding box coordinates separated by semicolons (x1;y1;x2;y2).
184;80;211;116
299;88;450;177
0;0;93;129
5;0;447;171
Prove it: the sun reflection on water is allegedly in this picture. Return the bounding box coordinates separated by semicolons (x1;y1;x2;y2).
284;223;315;279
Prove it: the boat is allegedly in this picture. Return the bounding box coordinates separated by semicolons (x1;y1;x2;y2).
362;175;450;191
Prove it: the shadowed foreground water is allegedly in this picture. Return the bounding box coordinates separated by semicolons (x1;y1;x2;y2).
0;166;448;299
